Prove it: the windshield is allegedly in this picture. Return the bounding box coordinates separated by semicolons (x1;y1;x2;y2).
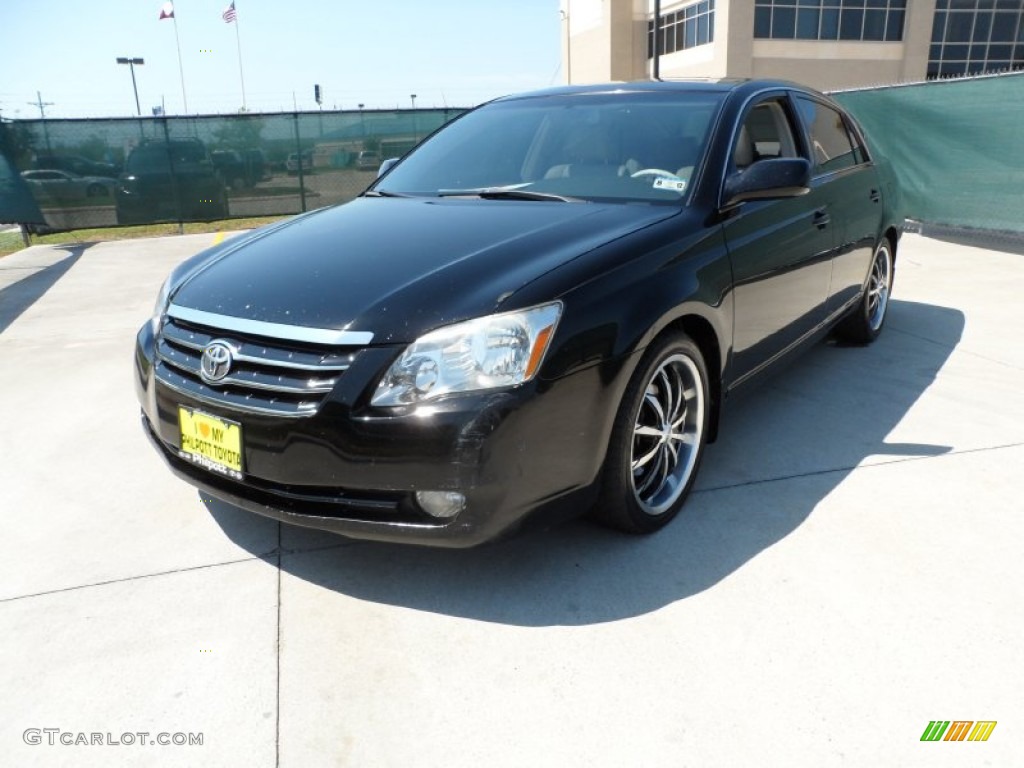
374;91;724;203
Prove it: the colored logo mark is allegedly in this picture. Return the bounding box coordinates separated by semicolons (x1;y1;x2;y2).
921;721;997;742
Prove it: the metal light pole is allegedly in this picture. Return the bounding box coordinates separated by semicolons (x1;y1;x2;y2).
652;0;662;81
561;3;572;84
409;94;418;144
116;57;145;116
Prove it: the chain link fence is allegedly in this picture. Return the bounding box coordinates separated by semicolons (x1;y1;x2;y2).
0;108;465;231
3;71;1024;235
833;70;1024;234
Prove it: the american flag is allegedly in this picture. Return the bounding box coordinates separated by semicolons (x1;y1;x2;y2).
222;1;237;23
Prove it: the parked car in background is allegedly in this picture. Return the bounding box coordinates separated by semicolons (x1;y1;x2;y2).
34;154;120;179
242;149;267;183
211;150;247;190
355;151;380;171
212;149;266;189
116;138;228;225
285;150;313;174
20;169;116;201
136;79;900;547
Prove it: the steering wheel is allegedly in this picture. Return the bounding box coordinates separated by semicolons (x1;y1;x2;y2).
630;168;679;180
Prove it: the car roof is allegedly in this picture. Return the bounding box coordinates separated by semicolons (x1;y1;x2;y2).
493;78;820;103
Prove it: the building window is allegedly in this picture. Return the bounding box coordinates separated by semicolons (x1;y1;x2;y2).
648;0;715;59
753;0;906;42
928;1;1024;79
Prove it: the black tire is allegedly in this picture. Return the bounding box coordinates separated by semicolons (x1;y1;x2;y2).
594;333;710;534
836;238;894;344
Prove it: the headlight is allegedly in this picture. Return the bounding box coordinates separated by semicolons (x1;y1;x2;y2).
371;302;562;407
150;275;173;334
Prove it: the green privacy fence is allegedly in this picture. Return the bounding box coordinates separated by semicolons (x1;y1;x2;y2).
833;71;1024;234
3;74;1023;234
0;108;466;231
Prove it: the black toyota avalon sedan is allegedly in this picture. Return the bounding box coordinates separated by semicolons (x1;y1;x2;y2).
135;79;901;547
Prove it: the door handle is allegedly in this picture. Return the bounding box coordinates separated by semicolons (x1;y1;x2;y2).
869;188;881;203
813;209;831;229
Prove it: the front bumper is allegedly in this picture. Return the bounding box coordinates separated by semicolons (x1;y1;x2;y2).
135;322;634;547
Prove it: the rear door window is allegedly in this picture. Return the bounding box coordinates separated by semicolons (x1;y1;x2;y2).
794;97;863;175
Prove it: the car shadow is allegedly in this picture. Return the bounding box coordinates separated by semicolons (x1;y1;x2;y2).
0;243;95;335
203;298;963;626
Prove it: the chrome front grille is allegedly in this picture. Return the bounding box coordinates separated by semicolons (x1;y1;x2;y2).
154;317;361;417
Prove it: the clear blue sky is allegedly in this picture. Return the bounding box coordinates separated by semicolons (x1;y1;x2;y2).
0;0;563;118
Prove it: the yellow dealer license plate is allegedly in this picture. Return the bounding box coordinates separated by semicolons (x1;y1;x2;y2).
178;407;243;480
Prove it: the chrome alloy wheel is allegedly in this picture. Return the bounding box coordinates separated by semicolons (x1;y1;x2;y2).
867;243;893;332
630;353;705;516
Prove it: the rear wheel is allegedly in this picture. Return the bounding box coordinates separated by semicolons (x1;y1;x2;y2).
595;333;709;534
836;238;894;343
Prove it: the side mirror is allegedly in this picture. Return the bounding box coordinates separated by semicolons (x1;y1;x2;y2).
721;158;811;209
377;157;400;178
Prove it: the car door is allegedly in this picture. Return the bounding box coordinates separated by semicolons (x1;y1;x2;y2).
34;171;72;201
792;95;884;317
721;94;834;386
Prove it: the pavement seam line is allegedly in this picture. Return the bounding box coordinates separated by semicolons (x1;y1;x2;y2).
278;541;361;559
0;540;358;605
694;441;1024;494
0;553;274;604
888;325;1024;371
4;443;1019;602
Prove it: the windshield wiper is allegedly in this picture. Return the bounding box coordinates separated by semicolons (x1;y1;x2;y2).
436;187;579;202
362;189;410;198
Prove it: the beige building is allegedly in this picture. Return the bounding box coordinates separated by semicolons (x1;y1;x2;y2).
562;0;1024;91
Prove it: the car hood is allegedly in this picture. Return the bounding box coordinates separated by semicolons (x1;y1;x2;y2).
170;197;678;343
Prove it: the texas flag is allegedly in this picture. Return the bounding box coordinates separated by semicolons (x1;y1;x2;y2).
158;2;174;20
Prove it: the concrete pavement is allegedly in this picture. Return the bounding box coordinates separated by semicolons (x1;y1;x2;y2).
0;232;1020;766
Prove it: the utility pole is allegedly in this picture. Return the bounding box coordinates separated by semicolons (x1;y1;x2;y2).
28;91;54;154
29;91;53;119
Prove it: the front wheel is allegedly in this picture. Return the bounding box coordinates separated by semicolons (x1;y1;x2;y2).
595;333;709;534
836;238;894;343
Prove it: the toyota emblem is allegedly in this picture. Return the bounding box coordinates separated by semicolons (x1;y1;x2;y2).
200;340;233;383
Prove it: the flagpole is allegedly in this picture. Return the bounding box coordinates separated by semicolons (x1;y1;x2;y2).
232;4;247;110
172;14;189;113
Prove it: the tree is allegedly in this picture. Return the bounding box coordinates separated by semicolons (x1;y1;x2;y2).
0;120;38;169
76;133;108;162
212;115;265;150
